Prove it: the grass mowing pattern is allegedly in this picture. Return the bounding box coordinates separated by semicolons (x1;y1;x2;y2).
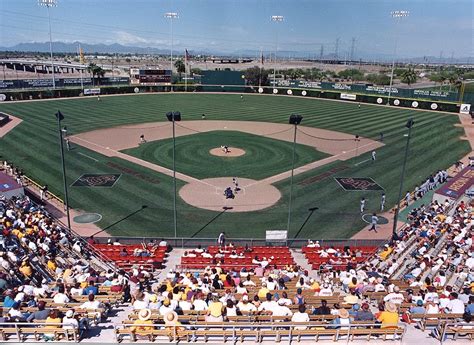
122;130;329;180
0;94;470;239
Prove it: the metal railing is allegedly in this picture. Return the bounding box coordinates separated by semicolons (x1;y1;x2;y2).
0;322;79;342
114;322;406;344
91;236;387;249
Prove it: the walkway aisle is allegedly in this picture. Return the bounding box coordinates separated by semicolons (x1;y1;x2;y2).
291;249;318;279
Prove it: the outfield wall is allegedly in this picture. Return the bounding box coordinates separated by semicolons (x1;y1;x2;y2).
0;84;465;113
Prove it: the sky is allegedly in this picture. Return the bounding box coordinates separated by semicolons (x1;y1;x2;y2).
0;0;472;58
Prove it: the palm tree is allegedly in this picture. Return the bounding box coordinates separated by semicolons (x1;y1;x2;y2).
400;68;417;88
174;60;185;77
86;63;105;86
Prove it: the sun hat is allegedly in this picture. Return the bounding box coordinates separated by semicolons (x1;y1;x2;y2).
149;295;157;303
66;310;74;318
164;311;178;324
339;309;350;318
138;308;152;321
163;299;170;307
385;302;398;313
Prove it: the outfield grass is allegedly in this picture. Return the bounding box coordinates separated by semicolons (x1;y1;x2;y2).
0;93;470;239
122;130;329;180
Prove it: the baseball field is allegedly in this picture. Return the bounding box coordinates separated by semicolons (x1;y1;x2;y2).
0;93;469;239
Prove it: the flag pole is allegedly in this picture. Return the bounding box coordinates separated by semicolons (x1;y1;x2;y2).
78;43;84;92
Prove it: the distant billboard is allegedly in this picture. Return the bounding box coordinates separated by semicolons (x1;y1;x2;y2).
130;68;172;85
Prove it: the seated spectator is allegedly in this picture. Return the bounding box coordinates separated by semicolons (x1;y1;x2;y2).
27;300;49;322
313;299;331;315
331;308;351;329
377;302;399;328
355;303;375;321
291;304;310;330
62;309;80;336
237;294;257;313
409;300;426;314
83;281;99;296
206;295;224;322
445;292;466;314
131;309;154;335
53;285;70;304
44;310;62;341
293;288;305;305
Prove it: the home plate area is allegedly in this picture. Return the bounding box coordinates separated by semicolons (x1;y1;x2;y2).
179;177;281;212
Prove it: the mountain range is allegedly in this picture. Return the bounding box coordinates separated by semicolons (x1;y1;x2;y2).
0;41;472;64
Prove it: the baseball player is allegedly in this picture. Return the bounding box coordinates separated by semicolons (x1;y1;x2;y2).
380;193;386;211
371;151;376;162
65;138;71;151
139;134;147;145
360;197;366;214
369;213;378;232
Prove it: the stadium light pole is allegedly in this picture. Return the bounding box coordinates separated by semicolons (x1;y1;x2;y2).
387;10;409;105
38;0;57;90
55;110;71;229
166;111;181;238
271;15;284;91
392;118;414;239
165;12;179;91
287;114;303;232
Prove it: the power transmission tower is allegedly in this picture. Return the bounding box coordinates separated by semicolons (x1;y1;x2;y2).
335;38;340;60
319;45;324;60
350;37;356;61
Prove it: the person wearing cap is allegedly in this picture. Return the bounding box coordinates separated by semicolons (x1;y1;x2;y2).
409;300;426;314
131;309;154;335
159;298;174;316
355;303;374;321
271;298;293;318
377;302;399;328
237;294;257;313
62;309;79;334
26;300;49;322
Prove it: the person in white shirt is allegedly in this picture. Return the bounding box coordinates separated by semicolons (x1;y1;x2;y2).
266;277;277;290
291;304;310;329
258;294;278;314
193;294;208;312
272;299;293;317
237;295;257;313
319;284;333;296
242;276;256;286
62;310;79;331
445;292;466;314
383;286;405;305
133;294;149;310
278;292;293;306
159;299;174;315
53;286;70;304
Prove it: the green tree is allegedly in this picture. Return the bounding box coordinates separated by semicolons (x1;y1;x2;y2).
244;66;269;86
366;73;390;85
174;59;186;76
338;68;364;81
86;63;105;86
400;68;417;87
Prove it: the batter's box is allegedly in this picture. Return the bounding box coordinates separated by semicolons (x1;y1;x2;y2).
72;173;121;187
335;177;383;191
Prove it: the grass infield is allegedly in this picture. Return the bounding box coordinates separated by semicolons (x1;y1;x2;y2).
122;130;329;180
0;93;470;239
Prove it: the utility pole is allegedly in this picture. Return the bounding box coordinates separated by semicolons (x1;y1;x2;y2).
335;38;340;60
350;37;356;62
319;45;324;61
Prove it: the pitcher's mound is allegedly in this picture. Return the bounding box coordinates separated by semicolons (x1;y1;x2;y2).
209;147;246;157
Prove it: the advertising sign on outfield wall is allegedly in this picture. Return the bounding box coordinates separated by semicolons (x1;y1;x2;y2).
460;104;471;114
340;93;357;100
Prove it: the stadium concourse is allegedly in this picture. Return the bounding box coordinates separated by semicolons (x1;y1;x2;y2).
0;158;473;344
